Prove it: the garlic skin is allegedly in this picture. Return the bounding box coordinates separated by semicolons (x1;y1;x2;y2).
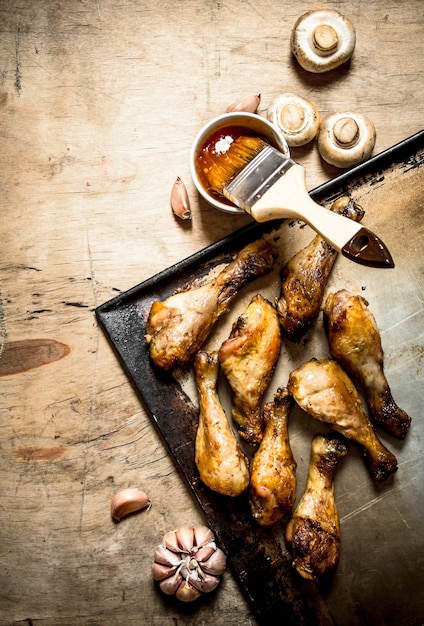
152;525;226;602
226;93;261;114
317;112;376;168
110;488;151;521
170;176;191;220
267;93;320;147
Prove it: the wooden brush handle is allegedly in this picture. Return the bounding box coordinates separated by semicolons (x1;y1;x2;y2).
250;164;361;252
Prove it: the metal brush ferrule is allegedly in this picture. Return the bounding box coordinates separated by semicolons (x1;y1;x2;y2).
224;146;294;213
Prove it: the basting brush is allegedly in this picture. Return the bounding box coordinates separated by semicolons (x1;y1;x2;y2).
204;135;394;268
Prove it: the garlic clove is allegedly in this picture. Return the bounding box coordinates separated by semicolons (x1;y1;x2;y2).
194;543;216;562
163;529;180;553
152;562;178;582
199;547;227;575
159;570;184;595
110;488;151;521
176;525;195;552
190;571;221;593
176;579;202;603
170;176;191;220
154;544;182;567
226;93;261;114
193;525;215;548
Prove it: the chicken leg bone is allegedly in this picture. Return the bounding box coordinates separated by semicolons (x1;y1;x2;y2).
324;289;411;439
287;358;397;482
146;238;278;370
218;294;282;445
285;433;348;581
276;196;364;343
249;387;297;526
194;351;250;497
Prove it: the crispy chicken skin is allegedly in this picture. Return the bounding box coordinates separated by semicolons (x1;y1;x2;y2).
276;197;364;343
285;434;348;581
194;351;249;497
145;239;278;370
324;289;411;439
218;294;282;445
249;388;296;526
287;359;397;482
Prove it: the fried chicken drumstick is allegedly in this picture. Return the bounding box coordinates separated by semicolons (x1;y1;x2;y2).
324;289;411;439
194;351;249;497
249;388;296;526
218;294;282;445
285;434;348;581
276;196;364;343
287;359;397;482
146;239;278;370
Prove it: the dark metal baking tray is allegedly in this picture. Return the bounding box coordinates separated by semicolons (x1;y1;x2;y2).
96;130;424;626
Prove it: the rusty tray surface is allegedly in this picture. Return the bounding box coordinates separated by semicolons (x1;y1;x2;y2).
96;130;424;626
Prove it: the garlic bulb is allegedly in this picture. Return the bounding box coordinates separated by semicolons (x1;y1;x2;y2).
152;525;227;602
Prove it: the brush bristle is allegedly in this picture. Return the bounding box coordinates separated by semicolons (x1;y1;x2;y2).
205;135;269;196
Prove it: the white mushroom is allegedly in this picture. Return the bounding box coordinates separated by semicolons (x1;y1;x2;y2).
317;112;376;168
267;93;320;147
291;9;356;73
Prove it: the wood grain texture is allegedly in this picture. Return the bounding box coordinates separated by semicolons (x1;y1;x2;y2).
0;1;423;624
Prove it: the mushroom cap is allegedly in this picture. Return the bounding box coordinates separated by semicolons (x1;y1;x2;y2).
291;9;356;73
317;112;376;168
267;93;320;147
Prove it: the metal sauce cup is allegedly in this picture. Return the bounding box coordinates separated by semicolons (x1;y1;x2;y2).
190;112;290;214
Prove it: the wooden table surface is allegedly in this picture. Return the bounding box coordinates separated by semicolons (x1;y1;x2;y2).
1;1;423;624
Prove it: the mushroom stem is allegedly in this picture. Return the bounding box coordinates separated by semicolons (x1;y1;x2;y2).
279;103;307;134
313;24;338;52
317;112;376;168
267;93;320;147
333;117;360;147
